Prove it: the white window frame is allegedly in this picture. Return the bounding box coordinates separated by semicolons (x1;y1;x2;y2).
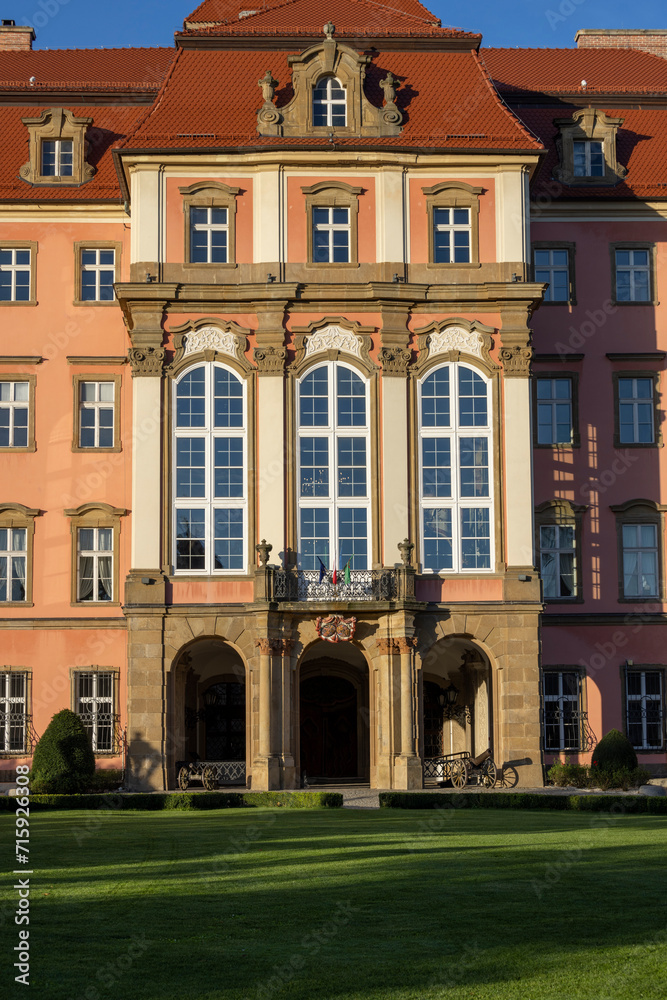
0;381;29;448
313;76;347;127
41;139;73;177
172;362;248;576
0;247;31;302
615;248;651;302
540;524;576;600
77;526;113;602
622;523;659;598
432;206;471;264
0;527;27;603
626;669;664;751
79;381;115;448
311;206;350;264
533;248;570;302
75;671;115;753
296;361;371;571
618;376;655;444
542;670;582;752
573;139;604;177
80;248;116;302
418;363;494;574
536;378;573;446
189;206;229;264
0;671;28;753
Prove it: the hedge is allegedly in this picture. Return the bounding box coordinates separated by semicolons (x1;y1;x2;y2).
378;791;667;814
0;790;343;811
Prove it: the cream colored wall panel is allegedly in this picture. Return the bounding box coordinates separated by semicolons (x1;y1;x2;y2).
131;376;162;569
257;377;285;556
254;168;281;263
495;168;528;263
376;169;405;263
382;377;409;562
503;377;534;566
130;167;162;266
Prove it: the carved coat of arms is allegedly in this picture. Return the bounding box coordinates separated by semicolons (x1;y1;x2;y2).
316;614;356;643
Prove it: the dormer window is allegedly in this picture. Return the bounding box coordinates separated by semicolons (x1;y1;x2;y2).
313;76;346;127
573;140;603;178
41;139;73;177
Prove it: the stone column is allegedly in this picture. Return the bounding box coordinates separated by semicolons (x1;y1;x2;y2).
279;638;297;789
374;637;396;788
254;304;287;561
379;306;411;564
253;638;281;790
393;636;422;789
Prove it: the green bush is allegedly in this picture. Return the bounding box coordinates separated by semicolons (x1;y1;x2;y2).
378;791;667;814
592;728;638;773
547;761;590;788
86;769;124;793
31;709;95;794
242;791;343;808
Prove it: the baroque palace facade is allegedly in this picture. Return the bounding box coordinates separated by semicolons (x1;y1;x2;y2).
1;2;667;789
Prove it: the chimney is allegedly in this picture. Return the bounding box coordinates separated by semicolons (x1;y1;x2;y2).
575;29;667;61
0;20;35;51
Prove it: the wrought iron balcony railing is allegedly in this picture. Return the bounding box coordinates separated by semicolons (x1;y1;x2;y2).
271;568;400;603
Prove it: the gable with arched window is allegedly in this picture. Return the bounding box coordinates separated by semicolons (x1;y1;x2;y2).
296;360;370;572
418;362;493;573
313;76;346;127
173;361;247;575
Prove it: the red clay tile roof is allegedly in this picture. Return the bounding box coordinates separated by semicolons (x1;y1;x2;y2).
483;47;667;96
120;47;541;151
0;105;149;202
185;0;447;30
517;106;667;200
0;48;174;92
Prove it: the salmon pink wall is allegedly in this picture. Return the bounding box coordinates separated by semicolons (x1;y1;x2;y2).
409;177;496;264
286;176;376;263
165;177;253;263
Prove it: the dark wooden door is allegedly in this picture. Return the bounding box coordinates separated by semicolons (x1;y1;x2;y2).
300;675;358;778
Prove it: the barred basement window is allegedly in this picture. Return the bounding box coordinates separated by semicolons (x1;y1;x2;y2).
543;671;582;751
75;671;116;753
0;672;28;753
625;669;664;751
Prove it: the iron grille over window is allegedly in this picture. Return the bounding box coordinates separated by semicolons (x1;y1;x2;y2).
76;671;119;753
0;671;29;753
626;670;664;750
542;670;597;751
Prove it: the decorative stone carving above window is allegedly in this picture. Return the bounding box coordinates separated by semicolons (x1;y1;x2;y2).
19;107;94;187
256;23;404;138
290;318;377;375
168;319;252;376
412;318;498;375
553;108;627;187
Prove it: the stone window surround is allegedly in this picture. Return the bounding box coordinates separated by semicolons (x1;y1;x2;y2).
72;241;122;307
0;667;32;758
179;182;240;268
553;108;626;187
71;373;122;453
610;242;657;306
19;107;95;188
610;498;666;603
422;181;483;268
0;242;38;307
70;666;120;757
622;664;666;754
302;181;362;268
535;499;587;604
0;503;39;607
64;502;126;607
611;369;662;449
541;666;587;754
532;241;577;305
0;373;36;453
532;371;581;449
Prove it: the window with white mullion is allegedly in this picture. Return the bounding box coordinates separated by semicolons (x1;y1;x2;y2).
190;207;229;264
543;671;582;751
296;362;370;571
626;670;664;751
0;527;27;602
313;76;346;127
76;671;114;753
419;364;493;573
0;381;29;447
573;140;604;177
619;377;654;444
0;671;28;753
173;363;247;575
540;524;576;599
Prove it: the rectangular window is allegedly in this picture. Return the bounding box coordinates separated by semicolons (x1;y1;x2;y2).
622;524;659;598
433;207;471;264
312;207;350;263
460;508;491;570
78;381;115;449
533;248;570;302
0;248;31;302
626;670;664;751
0;672;28;753
190;206;228;264
615;248;651;303
618;377;655;444
573;140;604;177
0;527;27;602
338;507;368;569
536;378;573;446
77;527;113;602
300;507;330;569
540;525;576;599
41;139;73;177
0;381;29;448
80;248;115;302
423;508;453;572
75;671;115;753
543;671;582;751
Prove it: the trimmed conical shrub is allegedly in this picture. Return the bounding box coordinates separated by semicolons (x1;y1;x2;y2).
591;728;638;773
31;709;95;794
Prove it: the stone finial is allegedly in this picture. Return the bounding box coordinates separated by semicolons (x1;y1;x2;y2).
256;539;272;567
380;72;399;105
258;70;278;103
398;538;414;567
324;22;335;39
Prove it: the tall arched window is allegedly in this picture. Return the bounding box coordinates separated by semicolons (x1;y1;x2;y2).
313;76;346;127
173;362;247;574
296;361;370;571
418;363;493;573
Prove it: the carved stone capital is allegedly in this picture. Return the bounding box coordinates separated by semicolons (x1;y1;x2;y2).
376;638;395;655
254;346;286;375
128;346;165;378
254;637;281;655
395;636;417;655
379;347;411;377
500;344;533;378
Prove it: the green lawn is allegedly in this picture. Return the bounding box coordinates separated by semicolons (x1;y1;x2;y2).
2;807;667;999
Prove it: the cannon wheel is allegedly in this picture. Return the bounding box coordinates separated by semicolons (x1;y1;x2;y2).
481;758;497;788
202;766;217;791
451;759;468;789
499;765;519;788
178;766;190;791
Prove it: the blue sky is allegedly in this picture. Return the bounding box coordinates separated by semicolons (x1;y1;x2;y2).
21;0;667;51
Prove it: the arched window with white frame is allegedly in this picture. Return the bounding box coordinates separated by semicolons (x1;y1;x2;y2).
296;361;370;572
173;362;247;574
418;362;493;573
313;76;346;127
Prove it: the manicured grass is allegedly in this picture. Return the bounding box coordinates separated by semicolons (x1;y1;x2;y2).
2;808;667;999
